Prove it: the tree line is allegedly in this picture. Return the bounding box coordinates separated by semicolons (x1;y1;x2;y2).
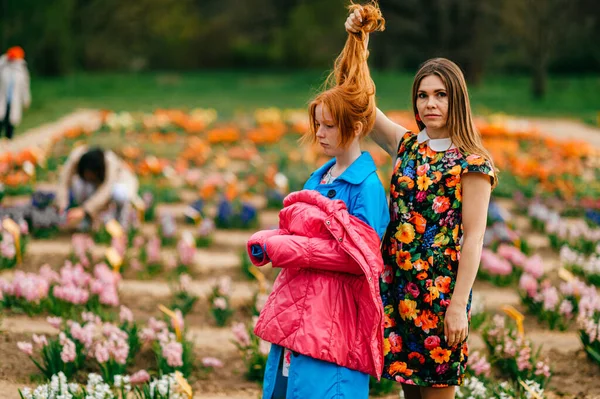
1;0;598;97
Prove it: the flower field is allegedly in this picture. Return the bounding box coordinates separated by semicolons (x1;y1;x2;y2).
0;108;599;398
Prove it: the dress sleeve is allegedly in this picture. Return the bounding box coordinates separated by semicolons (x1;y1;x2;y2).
461;154;496;187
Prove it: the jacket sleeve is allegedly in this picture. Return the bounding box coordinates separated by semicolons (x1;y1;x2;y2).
247;229;289;266
265;234;363;275
82;152;120;217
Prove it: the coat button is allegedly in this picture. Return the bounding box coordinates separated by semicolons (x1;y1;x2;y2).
326;220;330;225
338;237;343;242
327;189;336;198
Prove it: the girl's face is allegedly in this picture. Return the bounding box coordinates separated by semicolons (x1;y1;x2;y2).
314;103;344;157
416;74;449;131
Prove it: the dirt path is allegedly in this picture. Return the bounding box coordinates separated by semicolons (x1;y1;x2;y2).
0;109;103;154
504;116;600;148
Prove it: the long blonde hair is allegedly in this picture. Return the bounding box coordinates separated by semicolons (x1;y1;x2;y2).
412;58;498;187
305;1;385;148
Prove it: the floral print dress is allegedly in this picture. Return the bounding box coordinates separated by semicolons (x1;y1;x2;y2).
380;130;495;387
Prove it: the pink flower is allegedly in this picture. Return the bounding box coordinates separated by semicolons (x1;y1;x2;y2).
217;277;231;296
95;342;110;363
202;357;224;368
213;297;227;310
47;317;63;329
120;306;134;324
32;334;48;348
480;249;512;275
258;339;271;355
177;239;196;267
146;237;162;264
133;236;145;249
99;287;119;307
517;346;532;371
541;287;560;311
162;341;183;367
435;363;449;375
519;273;539;298
179;274;192;293
232;322;250;347
17;342;33;356
559;300;574;317
534;361;551;378
130;259;143;271
424;335;440;350
497;244;527;267
405;282;420;298
39;265;60;284
61;339;77;363
467;351;491;377
129;370;151;384
523;255;545;279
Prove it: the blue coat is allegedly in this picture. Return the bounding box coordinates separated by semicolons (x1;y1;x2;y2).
261;151;390;399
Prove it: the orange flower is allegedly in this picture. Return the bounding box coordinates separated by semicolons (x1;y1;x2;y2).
413;259;429;271
432;196;451;214
417;175;433;191
449;165;462;175
399;299;418;321
444;248;459;262
395;223;415;244
409;212;427;234
397;175;415;189
384;314;397;328
445;175;459;188
388;361;413;377
435;276;452;294
415;309;439;332
432;171;442;183
466;154;485;166
430;347;451;364
389;332;403;353
396;250;413;271
408;352;425;365
416;271;428;280
455;185;462;201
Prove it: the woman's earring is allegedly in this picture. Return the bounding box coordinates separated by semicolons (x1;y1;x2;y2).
415;114;421;122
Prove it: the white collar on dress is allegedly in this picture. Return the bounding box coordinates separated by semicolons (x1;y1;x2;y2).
417;128;456;152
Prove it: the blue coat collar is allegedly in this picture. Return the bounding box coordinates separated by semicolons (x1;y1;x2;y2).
309;151;377;185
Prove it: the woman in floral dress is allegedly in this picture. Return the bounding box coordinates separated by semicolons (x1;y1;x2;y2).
346;9;497;399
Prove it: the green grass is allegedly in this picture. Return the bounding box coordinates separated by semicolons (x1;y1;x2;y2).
16;70;600;133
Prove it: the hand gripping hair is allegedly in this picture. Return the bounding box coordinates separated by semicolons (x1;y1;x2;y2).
306;2;385;148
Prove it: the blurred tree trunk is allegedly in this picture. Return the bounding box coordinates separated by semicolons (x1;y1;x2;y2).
500;0;574;99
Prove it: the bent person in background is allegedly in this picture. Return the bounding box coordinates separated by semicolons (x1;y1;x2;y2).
55;146;140;230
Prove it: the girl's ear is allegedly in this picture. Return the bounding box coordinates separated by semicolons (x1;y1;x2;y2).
354;121;363;137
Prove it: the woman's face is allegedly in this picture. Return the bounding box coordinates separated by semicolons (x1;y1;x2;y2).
416;74;449;131
314;103;343;157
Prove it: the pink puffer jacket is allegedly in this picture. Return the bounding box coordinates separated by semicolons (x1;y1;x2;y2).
247;190;385;379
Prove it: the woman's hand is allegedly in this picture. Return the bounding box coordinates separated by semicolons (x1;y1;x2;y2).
444;302;468;347
66;207;86;227
344;7;369;52
344;7;363;33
